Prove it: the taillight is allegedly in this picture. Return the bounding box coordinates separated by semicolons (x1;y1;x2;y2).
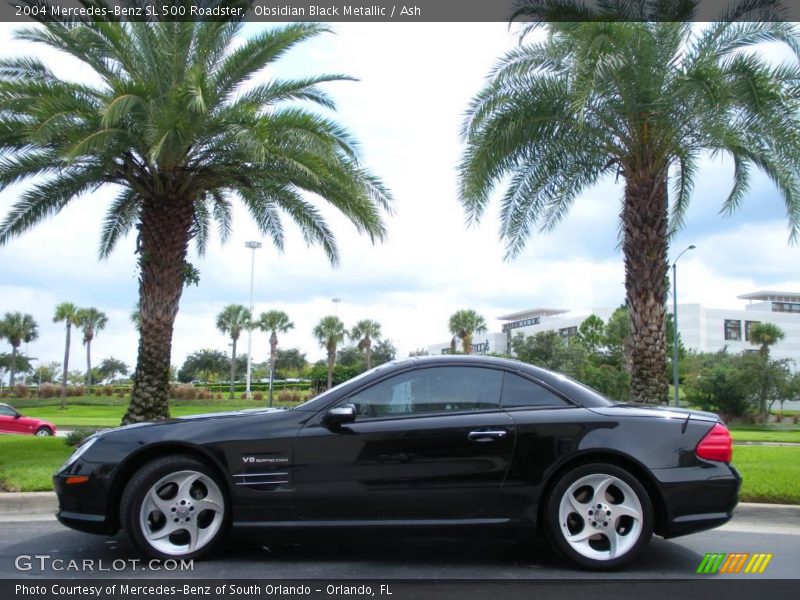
696;423;732;463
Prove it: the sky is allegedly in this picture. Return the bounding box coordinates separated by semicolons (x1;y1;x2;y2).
1;21;800;377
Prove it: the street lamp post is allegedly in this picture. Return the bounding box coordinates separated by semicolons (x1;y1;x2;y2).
672;244;696;407
332;298;341;315
244;241;262;399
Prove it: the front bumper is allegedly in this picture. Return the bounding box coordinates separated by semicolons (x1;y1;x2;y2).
53;468;119;536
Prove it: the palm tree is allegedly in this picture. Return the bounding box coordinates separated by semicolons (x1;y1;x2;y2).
748;322;786;421
459;1;800;403
216;304;252;400
254;310;294;406
0;9;391;424
351;319;382;370
313;316;347;389
0;312;38;387
53;302;81;407
448;310;487;355
749;322;785;358
77;308;108;387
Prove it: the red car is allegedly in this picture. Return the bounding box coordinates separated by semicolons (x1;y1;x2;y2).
0;402;56;436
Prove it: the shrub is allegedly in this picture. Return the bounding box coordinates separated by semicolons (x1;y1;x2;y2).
13;384;29;398
37;384;60;399
684;363;755;420
66;386;86;397
102;385;114;396
169;385;197;401
65;428;100;447
277;390;302;403
252;392;263;402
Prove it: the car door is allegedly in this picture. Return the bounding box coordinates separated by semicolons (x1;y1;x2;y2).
293;365;515;520
0;404;21;434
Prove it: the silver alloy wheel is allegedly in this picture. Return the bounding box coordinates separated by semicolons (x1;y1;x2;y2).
557;472;643;562
138;470;224;556
35;428;51;436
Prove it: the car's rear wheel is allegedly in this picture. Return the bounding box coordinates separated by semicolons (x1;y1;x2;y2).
545;463;653;570
121;455;228;560
35;427;52;436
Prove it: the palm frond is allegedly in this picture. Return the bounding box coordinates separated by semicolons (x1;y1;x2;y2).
99;187;140;258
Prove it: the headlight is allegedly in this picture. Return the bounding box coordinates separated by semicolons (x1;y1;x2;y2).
60;435;99;471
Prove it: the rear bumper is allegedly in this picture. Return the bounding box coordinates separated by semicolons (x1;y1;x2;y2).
655;464;741;539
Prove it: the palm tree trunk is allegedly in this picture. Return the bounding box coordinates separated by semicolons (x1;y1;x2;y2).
622;171;669;404
60;323;70;408
269;333;278;407
9;344;17;387
229;338;237;400
463;334;472;355
122;196;194;425
85;339;92;388
327;348;335;389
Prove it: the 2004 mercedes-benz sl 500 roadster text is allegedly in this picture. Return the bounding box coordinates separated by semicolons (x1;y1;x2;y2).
54;356;739;569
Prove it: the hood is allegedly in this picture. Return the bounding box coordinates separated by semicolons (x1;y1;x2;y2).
171;407;288;421
95;407;289;437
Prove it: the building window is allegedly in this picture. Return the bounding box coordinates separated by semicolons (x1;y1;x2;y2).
745;321;761;342
559;326;578;338
724;319;741;341
773;302;800;313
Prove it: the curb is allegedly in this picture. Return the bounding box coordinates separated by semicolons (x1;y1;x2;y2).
0;493;798;522
734;502;800;523
0;492;57;515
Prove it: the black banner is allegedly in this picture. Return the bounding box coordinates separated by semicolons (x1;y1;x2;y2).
2;580;800;600
2;0;799;23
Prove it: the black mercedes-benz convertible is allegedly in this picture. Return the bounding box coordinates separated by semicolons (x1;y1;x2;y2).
54;355;739;569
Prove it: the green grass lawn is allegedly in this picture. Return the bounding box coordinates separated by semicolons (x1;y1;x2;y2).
0;437;72;492
734;446;800;504
730;429;800;443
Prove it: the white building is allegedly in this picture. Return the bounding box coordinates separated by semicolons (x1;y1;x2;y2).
427;291;800;365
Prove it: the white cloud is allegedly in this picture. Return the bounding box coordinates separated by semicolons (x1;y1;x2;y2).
1;22;799;373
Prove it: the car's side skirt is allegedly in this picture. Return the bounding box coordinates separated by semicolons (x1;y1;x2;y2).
232;518;521;528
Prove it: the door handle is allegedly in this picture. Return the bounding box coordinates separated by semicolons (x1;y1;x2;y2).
467;430;507;442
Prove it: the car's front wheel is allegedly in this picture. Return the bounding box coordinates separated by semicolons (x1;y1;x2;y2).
545;463;653;570
34;427;52;436
121;455;228;560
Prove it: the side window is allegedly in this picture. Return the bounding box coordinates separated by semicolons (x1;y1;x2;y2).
0;405;15;417
502;373;570;408
347;367;503;418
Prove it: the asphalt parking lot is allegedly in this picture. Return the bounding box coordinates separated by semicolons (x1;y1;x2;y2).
1;508;798;579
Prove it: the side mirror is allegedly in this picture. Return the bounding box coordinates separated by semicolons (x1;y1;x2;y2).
14;413;21;419
324;403;357;428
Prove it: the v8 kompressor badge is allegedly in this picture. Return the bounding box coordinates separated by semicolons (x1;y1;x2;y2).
241;455;289;465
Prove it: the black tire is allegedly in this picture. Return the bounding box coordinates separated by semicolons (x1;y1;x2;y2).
544;462;654;570
120;454;229;560
34;427;53;436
